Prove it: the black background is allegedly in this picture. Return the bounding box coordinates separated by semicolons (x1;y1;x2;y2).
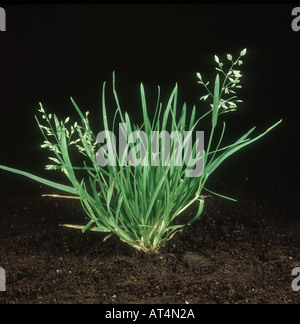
0;2;299;195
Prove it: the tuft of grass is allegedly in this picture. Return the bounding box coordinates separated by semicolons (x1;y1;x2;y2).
0;49;281;252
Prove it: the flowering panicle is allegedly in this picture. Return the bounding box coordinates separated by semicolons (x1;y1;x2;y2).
36;104;95;171
197;48;247;115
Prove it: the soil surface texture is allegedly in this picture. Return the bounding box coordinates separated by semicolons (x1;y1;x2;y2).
0;171;299;304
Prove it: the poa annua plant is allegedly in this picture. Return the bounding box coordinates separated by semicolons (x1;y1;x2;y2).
0;49;281;253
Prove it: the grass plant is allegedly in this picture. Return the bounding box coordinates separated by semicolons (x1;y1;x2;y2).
0;49;281;252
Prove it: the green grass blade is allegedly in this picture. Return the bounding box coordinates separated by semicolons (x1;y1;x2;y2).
212;74;220;128
70;97;86;124
203;187;237;202
144;167;170;224
207;120;282;174
140;83;151;135
61;224;111;233
0;165;78;195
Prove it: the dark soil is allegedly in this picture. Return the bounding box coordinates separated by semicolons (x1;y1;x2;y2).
0;171;299;304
